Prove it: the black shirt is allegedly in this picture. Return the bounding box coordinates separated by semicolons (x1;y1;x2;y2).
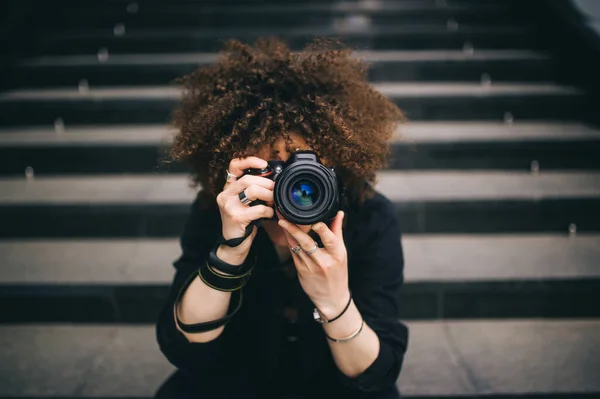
155;190;409;399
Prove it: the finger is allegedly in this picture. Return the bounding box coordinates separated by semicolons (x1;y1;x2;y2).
240;185;274;203
228;175;275;194
311;221;339;253
275;209;311;233
278;219;314;249
228;157;268;178
243;204;275;221
282;230;312;273
330;211;345;239
278;219;325;263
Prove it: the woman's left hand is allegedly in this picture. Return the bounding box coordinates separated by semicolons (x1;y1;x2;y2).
278;210;350;319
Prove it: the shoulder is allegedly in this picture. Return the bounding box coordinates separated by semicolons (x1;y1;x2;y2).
346;190;398;230
344;190;400;246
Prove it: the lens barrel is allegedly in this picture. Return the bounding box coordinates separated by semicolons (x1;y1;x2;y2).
273;159;341;225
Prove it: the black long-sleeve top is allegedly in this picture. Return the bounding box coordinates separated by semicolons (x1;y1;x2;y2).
156;190;409;399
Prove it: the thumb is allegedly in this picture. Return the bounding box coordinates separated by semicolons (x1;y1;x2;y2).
331;210;344;239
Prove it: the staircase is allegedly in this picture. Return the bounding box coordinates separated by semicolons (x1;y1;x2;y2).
1;0;600;397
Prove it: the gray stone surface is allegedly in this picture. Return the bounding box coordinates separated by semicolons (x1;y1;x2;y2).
446;319;600;394
0;320;598;396
377;171;600;201
75;327;174;396
18;50;548;68
0;125;173;146
403;234;600;281
398;122;600;143
0;83;582;102
0;239;177;283
0;325;118;395
397;322;476;395
0;87;181;101
2;171;600;204
0;83;581;103
2;234;599;284
3;122;599;146
375;83;582;97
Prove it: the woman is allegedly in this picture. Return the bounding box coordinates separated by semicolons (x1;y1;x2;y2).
155;38;408;399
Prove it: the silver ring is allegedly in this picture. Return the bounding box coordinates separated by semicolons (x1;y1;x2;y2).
238;190;253;206
304;242;319;255
226;169;239;183
290;245;303;254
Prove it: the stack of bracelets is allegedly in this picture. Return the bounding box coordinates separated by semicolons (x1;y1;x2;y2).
174;224;258;334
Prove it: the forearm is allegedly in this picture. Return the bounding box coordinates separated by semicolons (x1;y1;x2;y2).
323;299;380;378
176;241;251;343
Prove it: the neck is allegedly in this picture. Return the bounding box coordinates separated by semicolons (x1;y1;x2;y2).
274;243;292;264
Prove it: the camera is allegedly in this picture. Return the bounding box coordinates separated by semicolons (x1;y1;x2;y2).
241;151;343;225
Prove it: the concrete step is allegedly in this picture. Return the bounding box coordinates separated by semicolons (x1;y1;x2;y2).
53;2;520;30
0;234;599;322
1;122;599;175
38;25;540;54
4;50;554;89
0;171;599;238
0;84;584;126
0;320;598;396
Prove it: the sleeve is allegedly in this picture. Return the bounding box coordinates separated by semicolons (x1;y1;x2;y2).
333;194;409;392
155;194;238;375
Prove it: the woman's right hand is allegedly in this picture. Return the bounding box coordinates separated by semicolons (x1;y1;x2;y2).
215;157;275;263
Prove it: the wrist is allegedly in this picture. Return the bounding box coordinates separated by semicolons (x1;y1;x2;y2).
315;290;351;321
216;244;250;266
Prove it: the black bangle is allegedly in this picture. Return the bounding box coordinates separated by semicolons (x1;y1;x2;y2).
313;291;353;324
208;245;255;276
215;221;259;248
198;261;251;292
173;268;244;334
176;289;243;334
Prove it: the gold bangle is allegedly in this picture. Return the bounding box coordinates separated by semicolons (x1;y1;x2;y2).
324;319;364;343
197;266;248;292
206;260;253;279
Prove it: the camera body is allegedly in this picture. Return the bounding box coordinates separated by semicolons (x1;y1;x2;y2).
241;151;343;225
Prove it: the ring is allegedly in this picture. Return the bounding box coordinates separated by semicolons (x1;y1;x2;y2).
226;169;239;183
290;245;303;254
238;190;253;206
304;242;319;255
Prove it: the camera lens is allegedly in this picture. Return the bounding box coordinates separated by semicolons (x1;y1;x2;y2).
272;151;342;225
290;180;320;208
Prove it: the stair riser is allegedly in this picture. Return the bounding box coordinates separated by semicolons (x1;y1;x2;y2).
1;279;598;323
52;10;519;30
39;32;540;54
3;60;554;89
0;199;597;238
2;141;600;175
0;94;583;126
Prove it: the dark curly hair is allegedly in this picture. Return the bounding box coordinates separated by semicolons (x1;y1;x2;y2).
168;37;404;207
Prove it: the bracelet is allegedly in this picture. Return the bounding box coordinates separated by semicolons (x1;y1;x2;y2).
208;245;255;276
313;291;352;324
324;319;364;343
215;220;261;248
198;261;251;292
207;262;253;279
174;269;244;334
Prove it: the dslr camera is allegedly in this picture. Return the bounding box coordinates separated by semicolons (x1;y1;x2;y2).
241;151;343;225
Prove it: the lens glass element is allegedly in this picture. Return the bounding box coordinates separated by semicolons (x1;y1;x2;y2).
290;180;320;208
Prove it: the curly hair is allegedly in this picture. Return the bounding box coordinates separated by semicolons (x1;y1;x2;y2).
168;37;404;207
